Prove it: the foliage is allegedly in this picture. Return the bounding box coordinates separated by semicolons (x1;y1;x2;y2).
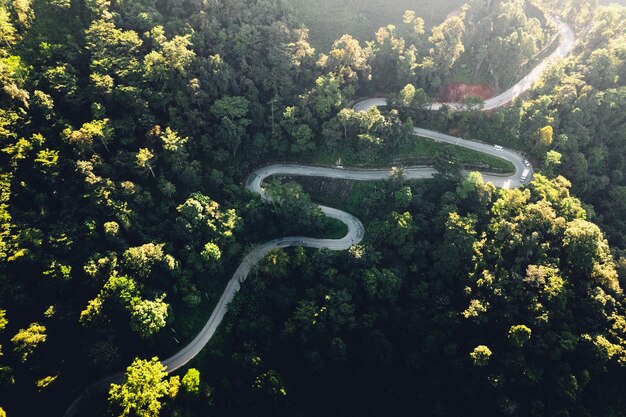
0;0;625;416
129;295;169;338
287;0;464;51
11;323;46;362
0;309;6;330
123;243;170;279
470;345;492;366
109;357;173;417
181;368;200;395
508;324;532;347
201;174;626;417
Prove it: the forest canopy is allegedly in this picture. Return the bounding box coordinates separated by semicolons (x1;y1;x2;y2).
0;0;625;416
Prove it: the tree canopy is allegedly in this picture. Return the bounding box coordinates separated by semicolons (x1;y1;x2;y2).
0;0;625;416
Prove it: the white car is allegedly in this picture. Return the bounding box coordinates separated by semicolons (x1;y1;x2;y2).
494;145;503;151
520;168;530;182
524;159;530;167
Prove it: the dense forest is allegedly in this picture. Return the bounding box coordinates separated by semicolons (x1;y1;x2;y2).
212;173;626;417
0;0;625;416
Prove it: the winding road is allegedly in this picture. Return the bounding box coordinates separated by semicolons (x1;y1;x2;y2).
64;12;575;417
353;14;575;112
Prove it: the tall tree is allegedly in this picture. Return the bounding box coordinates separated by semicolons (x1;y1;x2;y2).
109;357;176;417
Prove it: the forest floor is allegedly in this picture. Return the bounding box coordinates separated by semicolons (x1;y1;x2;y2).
439;83;495;102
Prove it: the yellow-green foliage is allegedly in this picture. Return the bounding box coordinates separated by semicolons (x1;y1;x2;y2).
470;345;492;366
181;368;200;395
109;357;171;417
11;323;46;362
36;374;58;391
288;0;465;50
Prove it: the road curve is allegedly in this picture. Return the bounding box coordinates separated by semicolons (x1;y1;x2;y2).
163;127;532;372
63;11;574;417
354;15;575;113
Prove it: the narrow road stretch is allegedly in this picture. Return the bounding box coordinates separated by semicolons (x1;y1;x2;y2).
353;14;575;113
165;134;531;370
64;13;574;417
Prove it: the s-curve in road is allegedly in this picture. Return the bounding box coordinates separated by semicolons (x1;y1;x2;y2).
411;127;532;188
353;14;576;113
64;12;570;417
193;144;531;370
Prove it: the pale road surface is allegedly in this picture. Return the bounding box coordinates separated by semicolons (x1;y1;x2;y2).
353;15;575;113
165;139;528;370
63;13;574;417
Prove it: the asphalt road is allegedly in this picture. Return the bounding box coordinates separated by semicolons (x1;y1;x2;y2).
353;15;575;112
160;128;532;374
63;12;574;417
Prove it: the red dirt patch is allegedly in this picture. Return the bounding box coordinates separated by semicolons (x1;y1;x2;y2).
447;128;470;139
440;83;494;102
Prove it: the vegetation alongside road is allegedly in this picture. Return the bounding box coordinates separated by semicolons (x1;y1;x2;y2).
0;0;625;416
285;0;465;51
201;173;626;417
294;131;515;172
401;1;626;256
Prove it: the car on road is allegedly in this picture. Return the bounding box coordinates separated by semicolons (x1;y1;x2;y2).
524;159;530;167
494;145;503;151
520;168;530;182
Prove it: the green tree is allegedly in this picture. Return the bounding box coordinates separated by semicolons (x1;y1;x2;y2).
34;149;59;175
508;325;532;347
0;308;7;384
11;323;46;362
123;243;170;278
563;219;619;293
109;357;172;417
9;0;33;31
307;75;343;119
362;268;402;303
425;11;465;83
403;10;425;35
318;34;370;95
201;242;221;264
159;127;188;153
0;9;18;47
129;296;168;338
102;273;140;306
181;368;200;395
210;96;250;120
265;180;324;230
433;148;462;181
104;221;119;237
397;84;416;108
85;19;142;82
158;127;189;173
36;375;58;391
470;345;492;367
209;96;251;157
175;193;239;244
43;64;82;106
63;119;112;153
136;148;156;178
143;28;195;83
536;125;554;148
543;150;562;177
